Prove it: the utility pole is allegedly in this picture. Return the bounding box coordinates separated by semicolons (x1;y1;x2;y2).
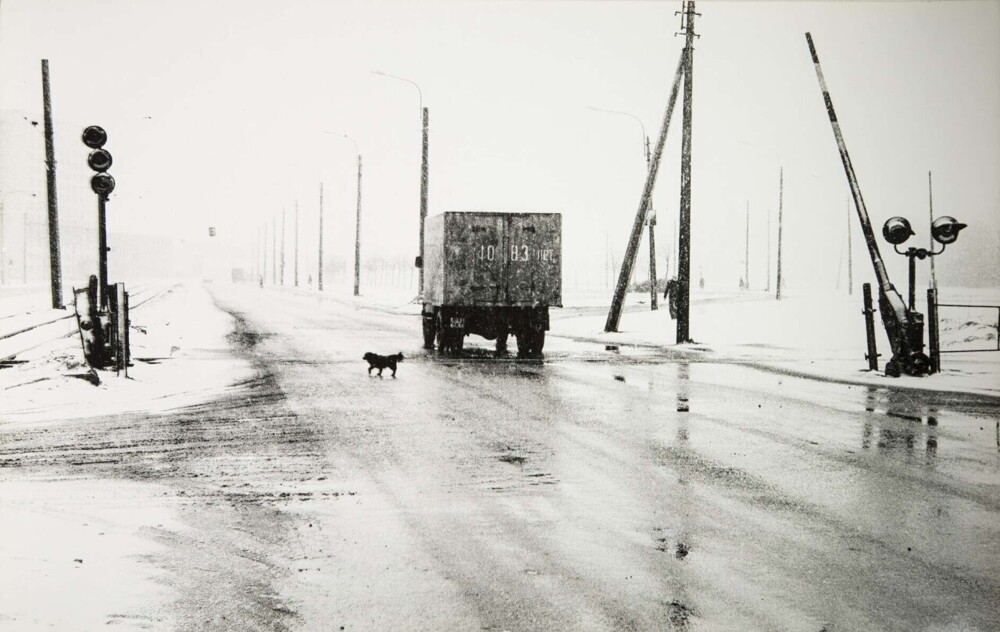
604;50;686;332
41;60;63;308
22;210;27;284
418;107;429;295
0;199;6;285
280;208;286;285
262;222;268;285
744;201;750;289
354;154;363;297
928;171;937;290
255;226;261;282
776;167;784;300
271;216;276;285
675;0;698;343
586;107;655;309
765;208;771;292
294;200;299;287
645;136;658;310
847;196;853;295
318;183;324;291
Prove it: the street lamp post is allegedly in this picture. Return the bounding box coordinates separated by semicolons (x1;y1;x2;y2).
371;70;428;295
587;106;658;310
325;132;363;296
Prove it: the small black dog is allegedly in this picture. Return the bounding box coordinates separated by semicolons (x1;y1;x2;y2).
363;352;403;378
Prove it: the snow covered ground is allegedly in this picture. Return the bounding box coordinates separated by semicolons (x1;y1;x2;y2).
1;282;997;424
554;286;1000;397
0;284;254;423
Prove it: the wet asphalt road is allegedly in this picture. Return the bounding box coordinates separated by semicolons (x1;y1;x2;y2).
3;284;1000;631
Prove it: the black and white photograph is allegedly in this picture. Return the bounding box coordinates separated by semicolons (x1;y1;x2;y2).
1;0;998;630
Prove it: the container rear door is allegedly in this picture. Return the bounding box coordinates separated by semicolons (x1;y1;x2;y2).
507;214;561;306
446;213;506;304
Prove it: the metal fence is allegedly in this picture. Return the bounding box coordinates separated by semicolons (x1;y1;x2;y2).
935;303;1000;354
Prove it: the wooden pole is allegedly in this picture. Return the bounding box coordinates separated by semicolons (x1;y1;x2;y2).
744;201;750;289
41;60;63;308
318;183;324;291
418;108;429;294
847;195;853;295
294;200;299;287
776;167;784;300
928;171;937;291
675;0;698;342
354;154;363;296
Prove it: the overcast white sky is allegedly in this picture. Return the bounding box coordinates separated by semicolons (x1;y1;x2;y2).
1;0;997;292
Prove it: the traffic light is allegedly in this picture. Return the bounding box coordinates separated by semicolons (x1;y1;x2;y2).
882;216;914;245
82;125;115;196
930;216;966;245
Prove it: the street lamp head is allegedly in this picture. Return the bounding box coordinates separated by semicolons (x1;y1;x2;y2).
882;216;914;245
931;216;966;245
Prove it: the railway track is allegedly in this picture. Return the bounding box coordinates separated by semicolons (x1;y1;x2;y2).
0;282;179;365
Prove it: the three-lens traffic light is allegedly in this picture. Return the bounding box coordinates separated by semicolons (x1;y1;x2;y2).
82;125;115;196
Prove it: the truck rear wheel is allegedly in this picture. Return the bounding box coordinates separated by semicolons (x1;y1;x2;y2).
532;329;545;355
436;313;449;354
516;327;544;358
422;315;436;349
496;331;508;352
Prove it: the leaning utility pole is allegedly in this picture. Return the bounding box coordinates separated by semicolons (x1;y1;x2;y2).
418;107;429;295
294;200;299;287
354;154;363;297
41;60;63;308
675;0;698;343
604;47;686;332
776;167;784;300
318;183;324;291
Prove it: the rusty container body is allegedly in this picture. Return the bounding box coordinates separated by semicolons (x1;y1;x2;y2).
424;212;562;307
422;211;561;356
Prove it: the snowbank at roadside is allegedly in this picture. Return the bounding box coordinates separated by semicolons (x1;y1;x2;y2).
0;284;254;423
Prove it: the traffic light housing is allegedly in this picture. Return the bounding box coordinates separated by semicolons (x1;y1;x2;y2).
82;125;115;196
882;216;914;246
82;125;107;148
